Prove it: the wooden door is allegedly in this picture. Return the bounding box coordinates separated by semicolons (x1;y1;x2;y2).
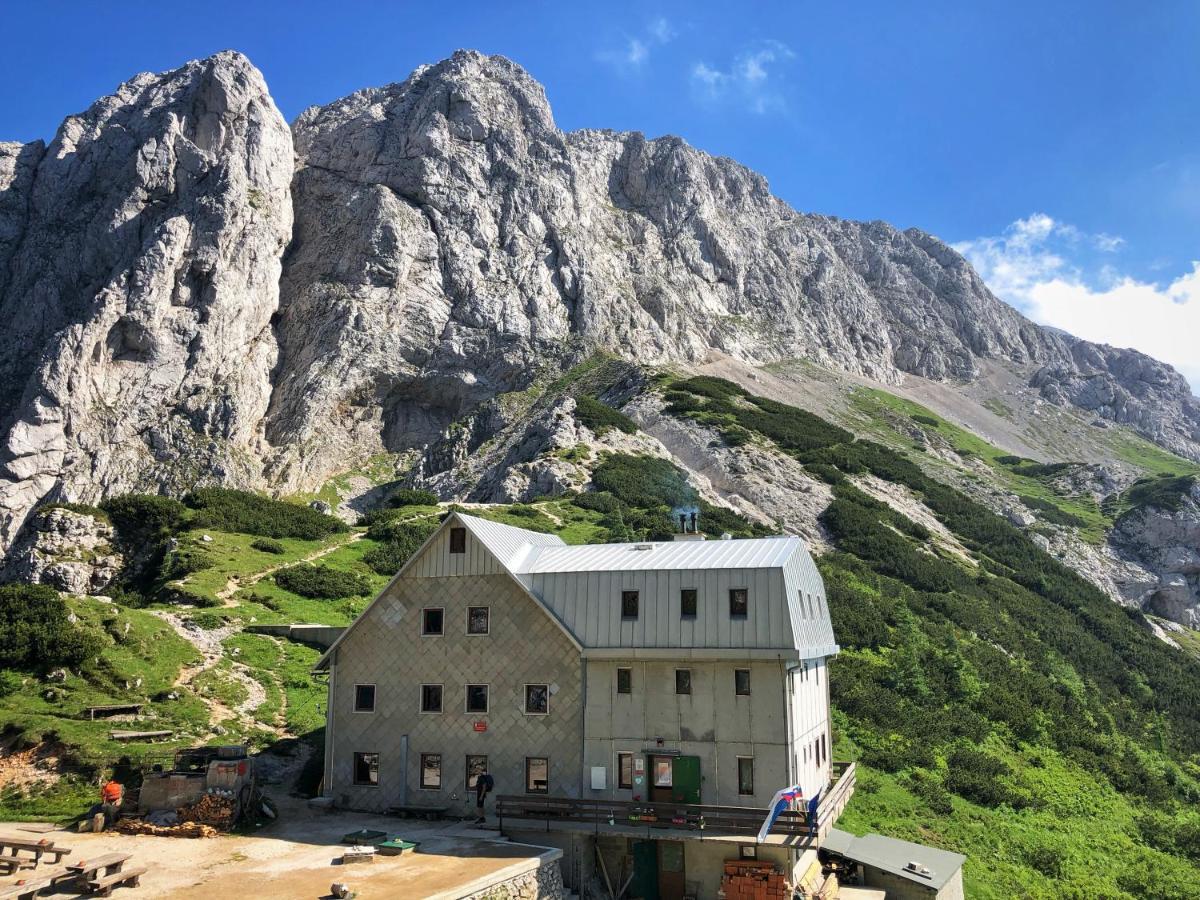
648;755;674;802
630;840;659;900
657;840;685;900
671;756;701;804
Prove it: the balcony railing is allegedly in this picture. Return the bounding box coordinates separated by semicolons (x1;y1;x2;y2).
497;761;855;844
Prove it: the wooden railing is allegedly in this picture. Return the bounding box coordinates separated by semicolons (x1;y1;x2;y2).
497;761;855;841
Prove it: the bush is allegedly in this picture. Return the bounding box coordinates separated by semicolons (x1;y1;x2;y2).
184;488;347;540
275;565;371;599
362;521;438;576
102;494;188;546
38;502;109;522
575;396;638;436
911;413;940;427
591;455;695;510
944;747;1022;808
0;585;102;671
387;489;439;508
250;537;285;554
572;491;622;514
160;546;214;580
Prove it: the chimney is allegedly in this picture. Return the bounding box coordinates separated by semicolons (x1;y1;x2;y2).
672;505;705;541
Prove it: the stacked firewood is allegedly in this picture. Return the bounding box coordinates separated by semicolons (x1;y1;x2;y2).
115;819;220;838
176;792;238;828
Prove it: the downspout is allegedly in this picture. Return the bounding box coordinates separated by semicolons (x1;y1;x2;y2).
579;652;587;798
323;654;337;799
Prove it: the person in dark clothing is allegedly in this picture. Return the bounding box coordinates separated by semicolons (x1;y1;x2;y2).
475;770;495;824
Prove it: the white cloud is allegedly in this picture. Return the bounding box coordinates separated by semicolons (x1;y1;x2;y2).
596;17;674;73
689;40;795;114
954;214;1200;393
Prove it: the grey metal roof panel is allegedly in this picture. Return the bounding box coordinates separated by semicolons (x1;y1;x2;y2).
827;830;966;891
456;513;565;570
520;535;802;574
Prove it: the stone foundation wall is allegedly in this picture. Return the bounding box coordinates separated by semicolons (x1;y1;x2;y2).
461;857;564;900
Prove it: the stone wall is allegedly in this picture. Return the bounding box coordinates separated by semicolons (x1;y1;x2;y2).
459;855;564;900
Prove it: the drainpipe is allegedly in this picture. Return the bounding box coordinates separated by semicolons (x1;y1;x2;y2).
579;653;587;799
323;657;336;798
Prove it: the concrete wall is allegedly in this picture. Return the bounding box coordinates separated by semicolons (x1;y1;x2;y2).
582;658;792;807
326;571;582;812
860;864;964;900
246;623;344;648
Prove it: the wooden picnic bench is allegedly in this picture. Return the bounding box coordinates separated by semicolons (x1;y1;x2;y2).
0;867;74;899
66;852;132;881
386;804;449;821
87;865;146;897
0;837;72;875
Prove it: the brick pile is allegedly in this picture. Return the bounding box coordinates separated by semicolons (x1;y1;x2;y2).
720;859;790;900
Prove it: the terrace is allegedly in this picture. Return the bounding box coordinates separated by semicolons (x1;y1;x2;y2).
497;761;856;847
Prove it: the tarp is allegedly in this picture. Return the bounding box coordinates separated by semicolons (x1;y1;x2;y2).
756;784;805;843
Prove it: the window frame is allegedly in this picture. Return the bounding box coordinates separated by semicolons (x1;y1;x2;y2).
449;526;467;554
734;668;751;696
352;751;380;787
353;683;376;713
466;605;490;636
419;682;443;714
465;683;490;714
675;668;692;695
621;590;639;619
616;667;632;695
729;587;749;618
617;751;633;790
737;756;755;796
523;683;550;716
466;754;488;791
421;607;445;636
419;753;442;791
525;756;550;795
680;587;698;618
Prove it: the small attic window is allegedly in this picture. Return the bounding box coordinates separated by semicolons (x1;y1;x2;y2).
449;527;466;554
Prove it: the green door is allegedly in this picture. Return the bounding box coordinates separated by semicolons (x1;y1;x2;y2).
631;840;659;900
671;756;701;803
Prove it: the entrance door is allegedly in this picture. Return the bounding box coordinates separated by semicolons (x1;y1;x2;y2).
657;840;686;900
671;756;701;804
630;840;659;900
648;756;674;802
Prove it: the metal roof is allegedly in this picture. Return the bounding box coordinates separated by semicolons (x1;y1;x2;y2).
825;829;965;892
519;535;804;574
457;513;565;571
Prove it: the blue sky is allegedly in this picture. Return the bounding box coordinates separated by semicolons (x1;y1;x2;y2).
2;1;1197;388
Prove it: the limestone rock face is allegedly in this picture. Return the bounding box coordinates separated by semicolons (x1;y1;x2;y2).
0;507;124;594
1110;481;1200;627
0;52;294;549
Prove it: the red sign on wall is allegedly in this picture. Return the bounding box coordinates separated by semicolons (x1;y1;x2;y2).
473;721;487;732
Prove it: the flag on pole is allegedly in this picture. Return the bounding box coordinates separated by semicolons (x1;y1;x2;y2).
756;784;805;843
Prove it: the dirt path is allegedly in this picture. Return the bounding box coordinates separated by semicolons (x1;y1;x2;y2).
216;532;364;606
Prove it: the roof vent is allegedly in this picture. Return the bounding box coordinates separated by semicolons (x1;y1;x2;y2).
721;532;733;540
633;543;654;551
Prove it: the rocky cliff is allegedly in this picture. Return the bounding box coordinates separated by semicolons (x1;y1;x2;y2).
1;48;1197;556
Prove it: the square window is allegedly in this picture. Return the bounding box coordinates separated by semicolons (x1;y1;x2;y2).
616;667;632;695
524;683;549;715
738;757;754;796
420;753;441;790
735;669;751;696
353;752;379;786
680;588;698;617
449;527;466;553
354;684;376;712
466;755;488;790
729;588;749;618
525;757;549;794
420;683;443;713
617;752;633;790
675;669;692;695
467;606;490;635
466;684;489;714
740;845;757;860
621;590;639;619
422;608;444;636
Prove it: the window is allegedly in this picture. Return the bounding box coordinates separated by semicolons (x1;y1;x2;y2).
524;683;550;715
735;669;751;696
526;757;549;794
466;684;489;714
617;752;633;789
737;757;754;796
449;527;466;553
616;667;632;695
353;752;379;786
354;684;376;713
740;845;758;860
675;669;692;695
467;606;490;635
680;588;698;617
422;607;444;636
420;753;441;790
420;683;443;713
821;733;827;765
621;590;639;619
729;588;749;618
466;755;488;790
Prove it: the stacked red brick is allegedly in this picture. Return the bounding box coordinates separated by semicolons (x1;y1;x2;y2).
720;859;790;900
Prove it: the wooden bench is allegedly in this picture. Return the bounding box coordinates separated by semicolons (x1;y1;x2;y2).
87;865;147;897
0;868;74;899
0;838;72;872
66;852;132;881
386;805;449;821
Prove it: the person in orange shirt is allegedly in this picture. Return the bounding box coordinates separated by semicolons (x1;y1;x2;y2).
98;779;124;830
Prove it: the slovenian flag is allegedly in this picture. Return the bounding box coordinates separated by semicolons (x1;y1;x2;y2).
756;784;805;843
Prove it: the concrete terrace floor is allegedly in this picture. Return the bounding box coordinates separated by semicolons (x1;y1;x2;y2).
0;801;553;899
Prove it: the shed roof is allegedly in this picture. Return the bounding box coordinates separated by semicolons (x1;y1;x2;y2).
825;829;965;891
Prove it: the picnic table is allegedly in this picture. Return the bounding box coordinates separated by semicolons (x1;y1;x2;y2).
0;837;72;875
66;852;145;896
0;866;74;899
